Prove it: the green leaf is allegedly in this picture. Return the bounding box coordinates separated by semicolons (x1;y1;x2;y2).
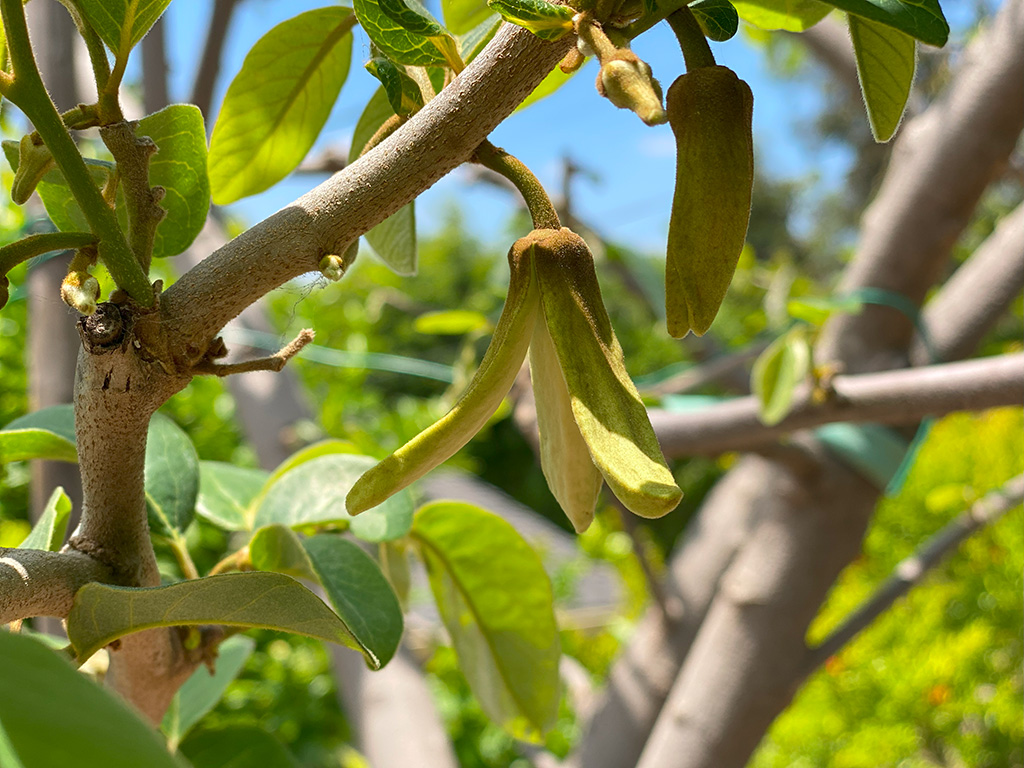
351;89;418;275
133;105;211;258
731;0;830;31
486;0;574;40
181;725;298;768
0;404;78;463
751;326;811;425
19;487;71;551
303;534;404;668
518;65;577;111
443;0;495;34
458;15;502;63
365;58;425;116
66;572;379;667
378;0;449;38
412;502;560;739
2;141;113;233
196;461;269;531
253;453;415;542
690;0;740;41
267;439;360;486
414;309;490;335
249;524;318;581
786;295;864;326
0;632;181;768
74;0;172;59
208;7;355;204
145;414;199;538
849;14;916;142
820;0;947;46
162;636;256;750
355;0;450;66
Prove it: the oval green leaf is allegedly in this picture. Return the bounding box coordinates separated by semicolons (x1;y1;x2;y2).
751;326;812;425
365;57;425;116
849;13;916;142
731;0;830;32
253;453;415;542
145;413;200;538
249;523;318;581
354;0;450;66
19;486;71;551
162;635;256;750
0;404;78;463
825;0;948;46
75;0;172;59
486;0;574;40
303;534;404;668
690;0;740;41
196;461;269;531
412;501;561;740
208;7;355;204
133;105;211;258
350;89;418;275
0;632;181;768
181;725;298;768
443;0;494;34
65;572;377;667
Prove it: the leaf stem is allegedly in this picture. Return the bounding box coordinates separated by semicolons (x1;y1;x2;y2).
0;231;97;276
666;6;716;69
473;140;560;230
0;0;152;304
168;535;201;580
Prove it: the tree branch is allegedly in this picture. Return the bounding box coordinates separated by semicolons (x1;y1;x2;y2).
159;23;574;363
141;15;170;113
910;202;1024;365
191;0;240;120
649;353;1024;459
801;474;1024;674
0;548;110;624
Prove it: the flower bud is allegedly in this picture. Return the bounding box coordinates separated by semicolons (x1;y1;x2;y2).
596;54;666;126
11;134;56;205
61;271;100;315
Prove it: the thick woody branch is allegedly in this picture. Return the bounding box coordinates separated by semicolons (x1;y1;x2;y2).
801;474;1024;674
161;23;574;361
0;547;110;624
650;353;1024;459
910;202;1024;365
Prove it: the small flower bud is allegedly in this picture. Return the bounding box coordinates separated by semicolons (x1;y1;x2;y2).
596;55;667;126
61;271;101;315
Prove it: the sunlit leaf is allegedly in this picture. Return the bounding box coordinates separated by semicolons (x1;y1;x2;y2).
19;487;71;551
145;414;199;538
518;65;577;111
486;0;574;40
208;7;355;204
0;632;181;768
820;0;947;45
66;572;379;667
412;502;560;739
690;0;740;41
75;0;172;59
751;326;811;425
354;0;450;66
443;0;494;34
196;461;268;531
249;524;318;581
162;636;256;750
849;13;916;142
731;0;830;31
365;58;425;116
414;309;490;335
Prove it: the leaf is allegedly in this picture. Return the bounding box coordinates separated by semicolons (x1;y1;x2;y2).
443;0;495;34
249;524;318;581
19;487;71;551
378;0;450;38
786;295;864;326
518;65;577;111
208;7;355;204
253;453;415;542
267;440;361;486
162;636;256;750
74;0;172;59
458;15;502;63
0;632;181;768
413;502;561;739
690;0;740;41
66;572;379;667
732;0;830;31
181;725;298;768
0;404;78;463
414;309;490;335
2;141;113;233
849;14;916;142
350;89;418;275
145;413;200;538
196;461;268;531
303;534;404;668
486;0;575;40
354;0;450;66
365;57;425;116
133;105;211;258
819;0;947;46
751;326;812;425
